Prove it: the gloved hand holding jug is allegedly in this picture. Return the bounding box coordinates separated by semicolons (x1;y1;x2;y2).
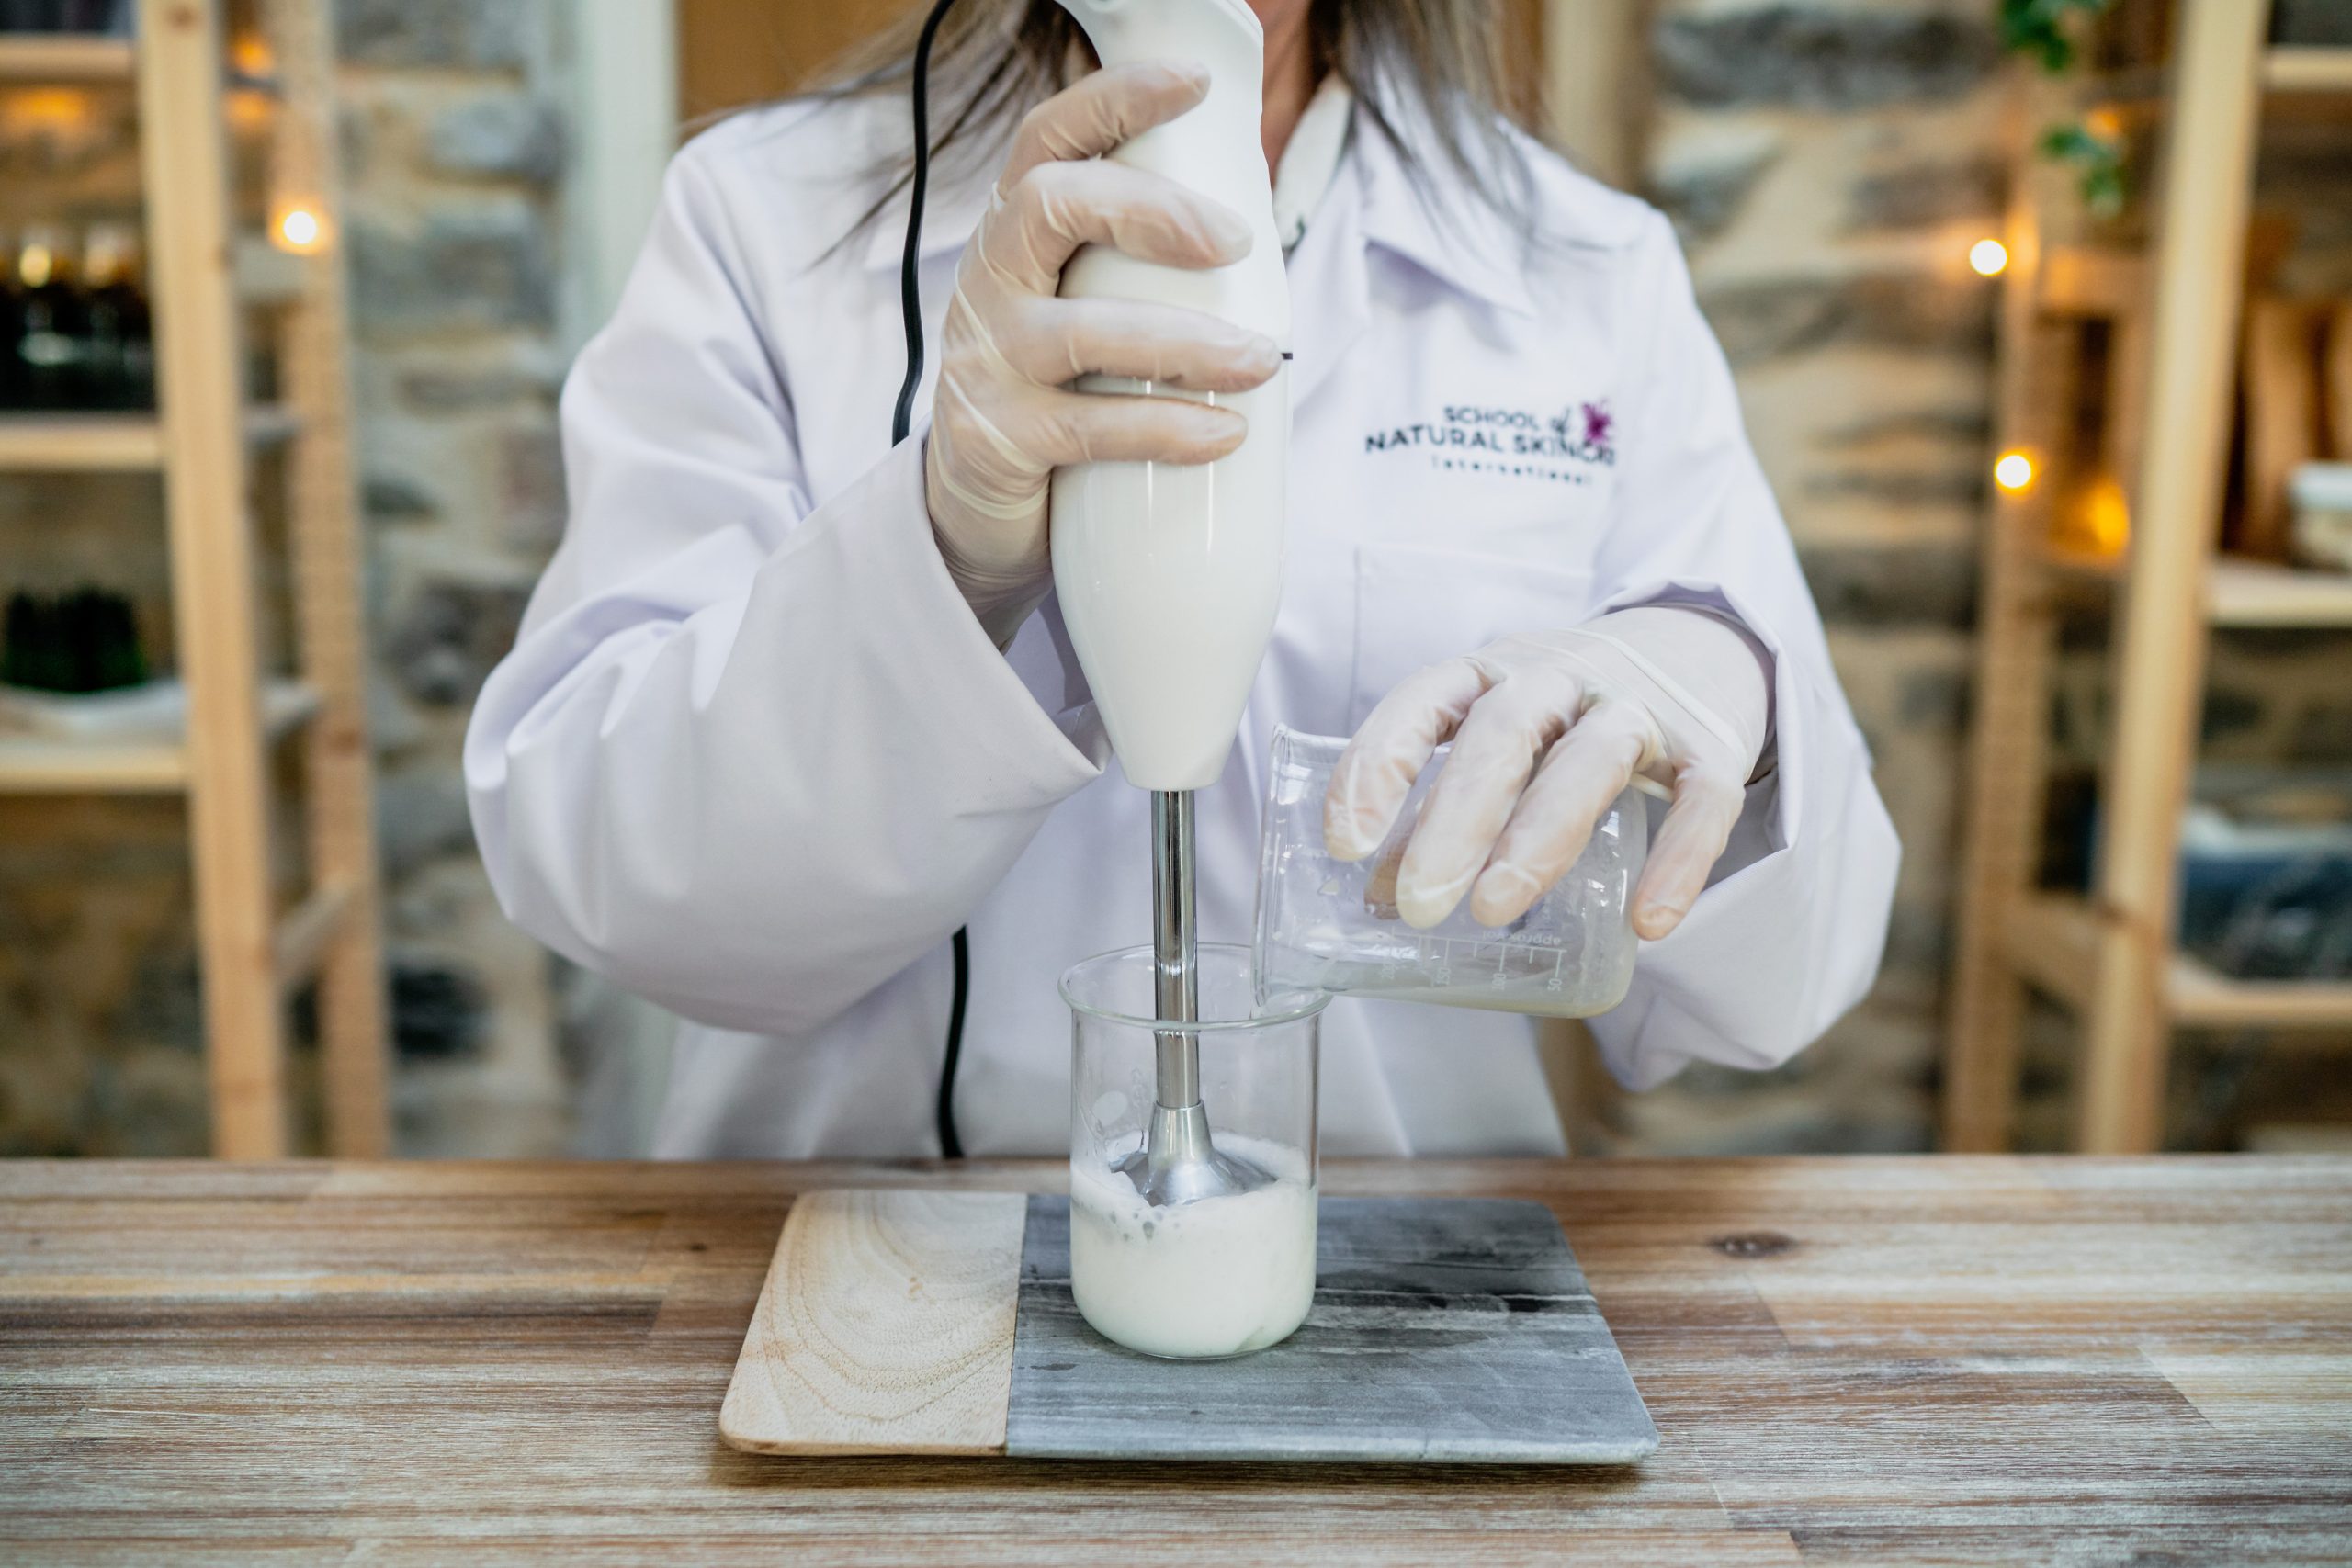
1325;604;1774;941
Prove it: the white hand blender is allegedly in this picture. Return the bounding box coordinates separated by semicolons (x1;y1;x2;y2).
1049;0;1292;1205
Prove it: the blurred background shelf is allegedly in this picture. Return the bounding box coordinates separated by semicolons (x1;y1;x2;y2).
0;681;319;795
1998;890;2352;1035
2027;549;2352;627
2168;953;2352;1031
0;413;167;469
0;33;136;82
2207;558;2352;626
2079;48;2352;116
0;405;300;470
2263;47;2352;94
0;736;188;792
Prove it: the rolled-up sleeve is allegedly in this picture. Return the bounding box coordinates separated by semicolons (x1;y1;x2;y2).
1585;212;1899;1089
464;141;1100;1038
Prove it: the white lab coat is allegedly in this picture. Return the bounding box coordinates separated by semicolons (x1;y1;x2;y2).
464;92;1899;1159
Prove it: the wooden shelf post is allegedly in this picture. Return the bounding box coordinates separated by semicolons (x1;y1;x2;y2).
1943;78;2068;1153
2077;0;2269;1153
265;0;392;1158
138;0;288;1159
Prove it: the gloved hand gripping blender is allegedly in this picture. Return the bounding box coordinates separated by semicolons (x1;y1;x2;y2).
1048;0;1292;1205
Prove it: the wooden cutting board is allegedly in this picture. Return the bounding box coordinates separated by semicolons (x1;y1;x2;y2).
720;1189;1657;1466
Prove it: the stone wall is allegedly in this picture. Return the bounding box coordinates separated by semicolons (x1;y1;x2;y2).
334;0;578;1156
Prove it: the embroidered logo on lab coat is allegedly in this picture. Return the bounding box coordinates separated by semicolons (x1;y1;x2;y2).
1363;400;1616;484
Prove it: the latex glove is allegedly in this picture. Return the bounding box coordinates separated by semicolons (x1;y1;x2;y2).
1325;604;1773;939
925;62;1284;646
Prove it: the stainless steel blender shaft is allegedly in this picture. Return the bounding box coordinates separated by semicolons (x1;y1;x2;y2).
1151;788;1201;1106
1116;789;1269;1206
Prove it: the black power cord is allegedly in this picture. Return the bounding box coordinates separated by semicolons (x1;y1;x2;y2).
895;0;971;1159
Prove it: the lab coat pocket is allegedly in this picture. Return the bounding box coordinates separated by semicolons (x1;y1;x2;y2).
1349;543;1595;729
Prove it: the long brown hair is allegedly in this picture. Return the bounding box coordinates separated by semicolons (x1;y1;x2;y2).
810;0;1544;243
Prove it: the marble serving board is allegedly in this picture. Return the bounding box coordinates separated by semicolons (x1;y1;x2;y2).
719;1189;1657;1466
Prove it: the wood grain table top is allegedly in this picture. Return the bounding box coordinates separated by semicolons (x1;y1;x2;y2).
3;1156;2348;1566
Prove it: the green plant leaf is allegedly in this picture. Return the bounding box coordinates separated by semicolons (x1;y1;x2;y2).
1999;0;2115;74
2038;118;2130;219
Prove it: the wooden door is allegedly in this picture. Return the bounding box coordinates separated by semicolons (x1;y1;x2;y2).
676;1;1549;127
677;0;917;122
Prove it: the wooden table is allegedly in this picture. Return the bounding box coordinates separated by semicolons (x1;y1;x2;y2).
3;1157;2349;1565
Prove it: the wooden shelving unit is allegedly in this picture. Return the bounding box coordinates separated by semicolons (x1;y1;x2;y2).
0;404;299;468
0;31;134;81
1944;0;2352;1154
0;0;390;1158
0;680;318;795
2262;46;2352;93
2206;558;2352;627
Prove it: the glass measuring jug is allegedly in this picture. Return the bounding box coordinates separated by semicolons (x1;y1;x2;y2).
1253;727;1648;1017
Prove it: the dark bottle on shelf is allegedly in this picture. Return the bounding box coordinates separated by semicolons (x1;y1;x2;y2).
0;2;133;35
0;3;78;35
9;224;87;413
2;587;149;694
80;222;153;411
0;4;60;35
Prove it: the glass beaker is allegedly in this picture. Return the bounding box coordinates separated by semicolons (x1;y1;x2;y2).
1060;943;1326;1359
1254;726;1648;1017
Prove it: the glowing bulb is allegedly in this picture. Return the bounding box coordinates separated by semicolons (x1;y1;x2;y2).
1969;238;2008;277
232;32;275;78
2082;475;2130;554
277;206;323;254
227;86;274;130
7;88;93;133
1995;452;2034;492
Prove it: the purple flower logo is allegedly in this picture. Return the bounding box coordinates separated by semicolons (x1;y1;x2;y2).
1580;400;1614;451
1549;399;1616;464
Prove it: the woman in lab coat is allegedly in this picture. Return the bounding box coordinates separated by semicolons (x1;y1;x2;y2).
465;0;1899;1158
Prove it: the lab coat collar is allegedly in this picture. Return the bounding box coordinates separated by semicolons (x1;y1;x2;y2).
1282;125;1368;412
856;92;1538;324
1347;99;1538;321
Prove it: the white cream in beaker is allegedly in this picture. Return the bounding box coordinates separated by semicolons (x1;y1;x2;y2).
1069;1133;1317;1359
